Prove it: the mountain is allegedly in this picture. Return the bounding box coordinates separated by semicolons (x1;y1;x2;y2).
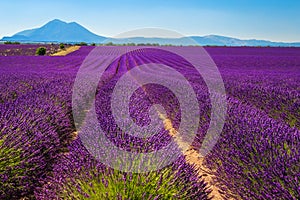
189;35;300;47
107;35;300;47
1;19;106;43
1;19;300;46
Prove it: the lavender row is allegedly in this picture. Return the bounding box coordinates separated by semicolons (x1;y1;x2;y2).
34;47;211;199
0;47;93;198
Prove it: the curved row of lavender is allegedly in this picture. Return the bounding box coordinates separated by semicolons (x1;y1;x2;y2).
114;47;300;199
201;47;300;199
0;46;210;199
38;47;210;199
0;47;93;198
0;45;299;199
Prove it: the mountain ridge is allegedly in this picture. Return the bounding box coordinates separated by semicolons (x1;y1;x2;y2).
2;19;106;43
1;19;300;47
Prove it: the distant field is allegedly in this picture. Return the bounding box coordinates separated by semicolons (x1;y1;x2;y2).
0;45;299;199
0;44;75;56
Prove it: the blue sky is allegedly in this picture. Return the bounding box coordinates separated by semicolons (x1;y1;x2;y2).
1;0;299;42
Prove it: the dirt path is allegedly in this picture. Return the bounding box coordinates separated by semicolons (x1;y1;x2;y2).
133;69;229;198
72;106;228;199
158;113;227;200
70;52;231;199
51;46;80;56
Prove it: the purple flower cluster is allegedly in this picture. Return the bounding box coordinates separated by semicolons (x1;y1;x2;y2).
0;45;299;199
38;47;210;199
0;46;94;198
200;47;300;199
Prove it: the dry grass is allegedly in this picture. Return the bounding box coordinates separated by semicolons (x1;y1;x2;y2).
51;46;80;56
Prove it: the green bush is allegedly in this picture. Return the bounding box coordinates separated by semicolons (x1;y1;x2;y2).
60;167;185;199
59;43;65;49
0;137;25;196
105;42;115;46
4;41;20;44
75;42;88;46
36;47;46;56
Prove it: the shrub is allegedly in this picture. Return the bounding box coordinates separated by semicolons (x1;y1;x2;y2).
0;137;26;198
105;42;115;46
4;41;20;44
36;47;46;56
75;42;88;46
59;165;208;199
59;43;65;49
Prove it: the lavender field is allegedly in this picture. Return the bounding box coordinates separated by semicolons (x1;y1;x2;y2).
0;45;299;199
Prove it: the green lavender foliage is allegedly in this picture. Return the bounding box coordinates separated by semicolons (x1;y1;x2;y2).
0;137;25;196
60;167;189;199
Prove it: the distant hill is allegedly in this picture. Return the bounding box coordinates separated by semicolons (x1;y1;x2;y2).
1;19;300;47
1;19;106;43
189;35;300;47
106;35;300;47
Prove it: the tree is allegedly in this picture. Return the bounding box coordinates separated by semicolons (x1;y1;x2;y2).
36;47;46;56
106;42;114;46
79;42;88;46
4;41;20;44
59;43;65;49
